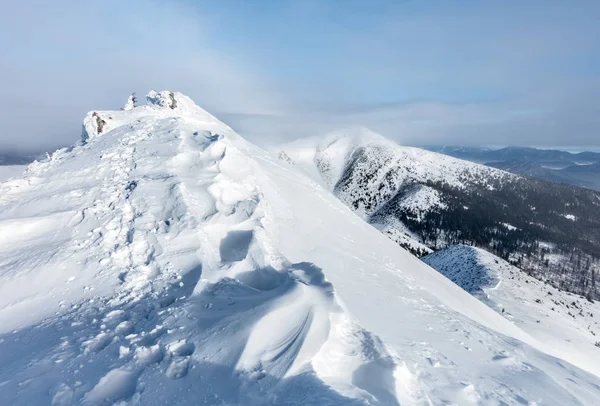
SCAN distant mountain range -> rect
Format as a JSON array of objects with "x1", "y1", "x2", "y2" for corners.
[
  {"x1": 423, "y1": 146, "x2": 600, "y2": 190},
  {"x1": 0, "y1": 153, "x2": 35, "y2": 166}
]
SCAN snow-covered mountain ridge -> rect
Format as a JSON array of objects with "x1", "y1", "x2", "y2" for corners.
[
  {"x1": 278, "y1": 130, "x2": 600, "y2": 299},
  {"x1": 423, "y1": 245, "x2": 600, "y2": 378},
  {"x1": 1, "y1": 93, "x2": 600, "y2": 405},
  {"x1": 277, "y1": 128, "x2": 516, "y2": 257},
  {"x1": 280, "y1": 128, "x2": 515, "y2": 219}
]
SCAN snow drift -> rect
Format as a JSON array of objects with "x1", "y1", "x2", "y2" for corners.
[{"x1": 1, "y1": 92, "x2": 599, "y2": 405}]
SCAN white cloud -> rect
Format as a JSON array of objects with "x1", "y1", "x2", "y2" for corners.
[
  {"x1": 0, "y1": 0, "x2": 285, "y2": 152},
  {"x1": 1, "y1": 1, "x2": 599, "y2": 152}
]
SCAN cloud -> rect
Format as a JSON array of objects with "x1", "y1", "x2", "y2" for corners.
[
  {"x1": 1, "y1": 1, "x2": 599, "y2": 152},
  {"x1": 0, "y1": 0, "x2": 285, "y2": 152},
  {"x1": 227, "y1": 86, "x2": 600, "y2": 149},
  {"x1": 221, "y1": 1, "x2": 600, "y2": 148}
]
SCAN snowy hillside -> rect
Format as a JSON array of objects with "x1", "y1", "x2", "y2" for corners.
[
  {"x1": 279, "y1": 128, "x2": 513, "y2": 218},
  {"x1": 1, "y1": 93, "x2": 600, "y2": 405},
  {"x1": 423, "y1": 245, "x2": 600, "y2": 379},
  {"x1": 277, "y1": 130, "x2": 600, "y2": 298},
  {"x1": 277, "y1": 128, "x2": 513, "y2": 257}
]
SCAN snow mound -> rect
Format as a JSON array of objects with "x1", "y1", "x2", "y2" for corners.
[
  {"x1": 1, "y1": 93, "x2": 600, "y2": 405},
  {"x1": 424, "y1": 244, "x2": 600, "y2": 378}
]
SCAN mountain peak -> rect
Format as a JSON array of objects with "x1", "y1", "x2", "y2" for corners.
[
  {"x1": 81, "y1": 90, "x2": 232, "y2": 144},
  {"x1": 144, "y1": 90, "x2": 215, "y2": 119},
  {"x1": 276, "y1": 127, "x2": 398, "y2": 190},
  {"x1": 321, "y1": 126, "x2": 391, "y2": 146},
  {"x1": 146, "y1": 90, "x2": 179, "y2": 110}
]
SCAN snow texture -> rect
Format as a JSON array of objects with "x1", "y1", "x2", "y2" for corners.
[
  {"x1": 423, "y1": 245, "x2": 600, "y2": 379},
  {"x1": 0, "y1": 93, "x2": 599, "y2": 405}
]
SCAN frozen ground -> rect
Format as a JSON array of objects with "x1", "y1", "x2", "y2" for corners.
[{"x1": 0, "y1": 92, "x2": 599, "y2": 405}]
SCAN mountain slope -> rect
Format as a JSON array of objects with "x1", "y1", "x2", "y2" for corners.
[
  {"x1": 1, "y1": 94, "x2": 600, "y2": 405},
  {"x1": 278, "y1": 131, "x2": 600, "y2": 299},
  {"x1": 423, "y1": 245, "x2": 600, "y2": 378}
]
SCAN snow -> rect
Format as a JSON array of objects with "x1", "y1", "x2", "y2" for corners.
[
  {"x1": 394, "y1": 184, "x2": 447, "y2": 221},
  {"x1": 278, "y1": 127, "x2": 389, "y2": 190},
  {"x1": 0, "y1": 165, "x2": 26, "y2": 182},
  {"x1": 371, "y1": 217, "x2": 432, "y2": 256},
  {"x1": 277, "y1": 129, "x2": 516, "y2": 219},
  {"x1": 0, "y1": 92, "x2": 599, "y2": 405},
  {"x1": 424, "y1": 245, "x2": 600, "y2": 378},
  {"x1": 539, "y1": 241, "x2": 556, "y2": 249},
  {"x1": 82, "y1": 368, "x2": 138, "y2": 405}
]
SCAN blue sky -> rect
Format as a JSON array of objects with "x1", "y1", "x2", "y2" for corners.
[{"x1": 1, "y1": 0, "x2": 599, "y2": 152}]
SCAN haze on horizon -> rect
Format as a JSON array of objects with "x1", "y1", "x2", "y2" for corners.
[{"x1": 1, "y1": 0, "x2": 599, "y2": 153}]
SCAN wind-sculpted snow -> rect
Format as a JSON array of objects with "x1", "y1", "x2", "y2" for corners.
[{"x1": 1, "y1": 94, "x2": 600, "y2": 405}]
